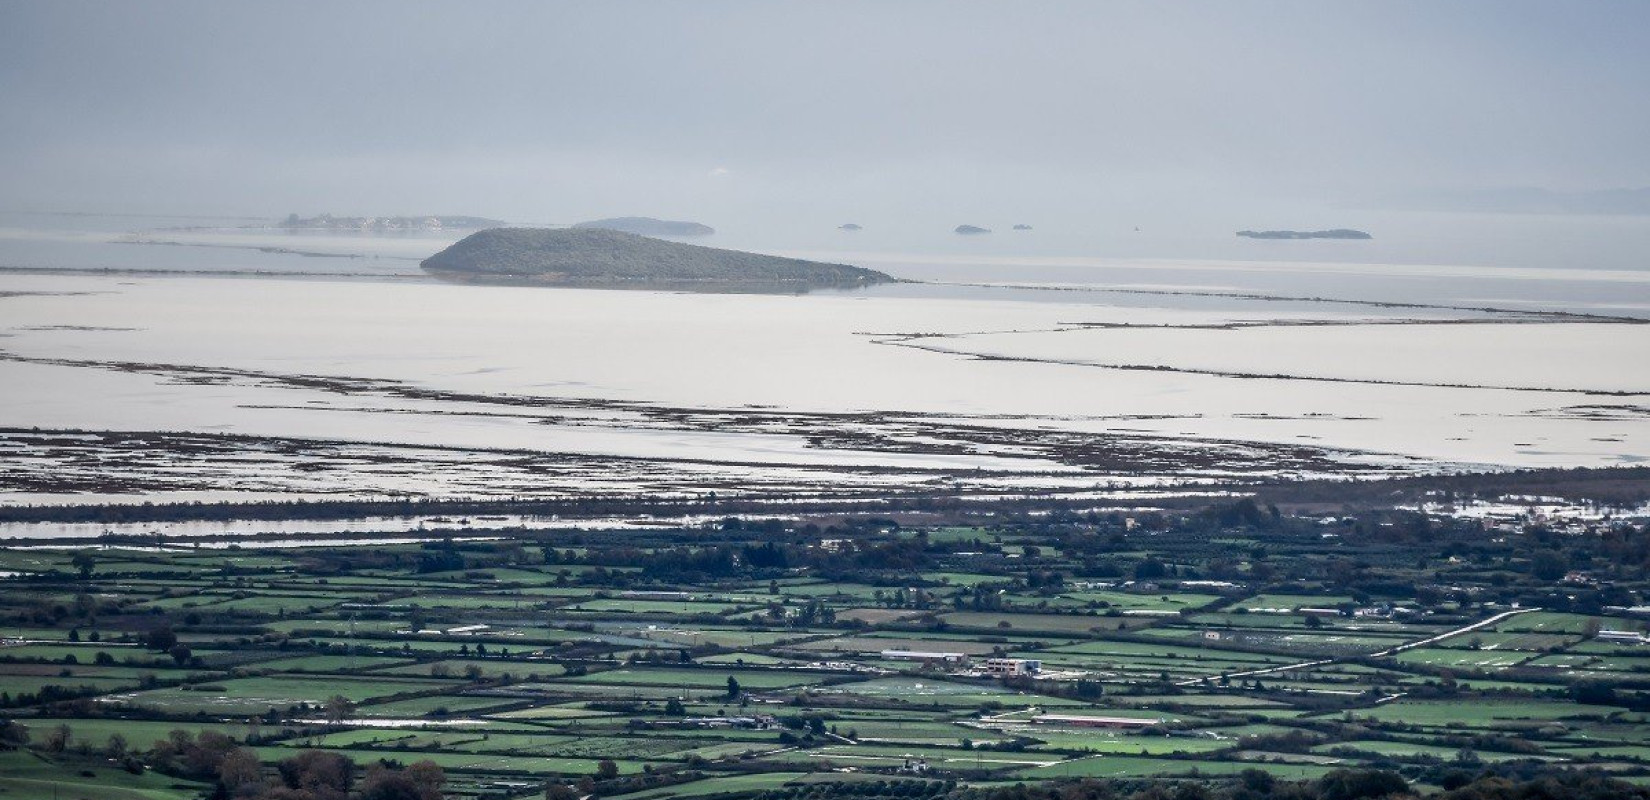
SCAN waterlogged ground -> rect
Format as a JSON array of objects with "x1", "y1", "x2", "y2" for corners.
[{"x1": 1, "y1": 214, "x2": 1648, "y2": 509}]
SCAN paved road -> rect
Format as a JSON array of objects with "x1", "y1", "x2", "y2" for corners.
[{"x1": 1174, "y1": 606, "x2": 1539, "y2": 687}]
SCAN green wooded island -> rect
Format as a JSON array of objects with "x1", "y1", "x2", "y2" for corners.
[{"x1": 420, "y1": 227, "x2": 895, "y2": 292}]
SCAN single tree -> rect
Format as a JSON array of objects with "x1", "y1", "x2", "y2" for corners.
[
  {"x1": 71, "y1": 551, "x2": 95, "y2": 580},
  {"x1": 324, "y1": 694, "x2": 356, "y2": 727},
  {"x1": 216, "y1": 747, "x2": 262, "y2": 794},
  {"x1": 44, "y1": 724, "x2": 71, "y2": 753},
  {"x1": 145, "y1": 626, "x2": 178, "y2": 652},
  {"x1": 403, "y1": 760, "x2": 445, "y2": 798},
  {"x1": 1531, "y1": 549, "x2": 1569, "y2": 581}
]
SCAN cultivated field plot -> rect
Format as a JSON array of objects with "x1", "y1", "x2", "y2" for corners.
[
  {"x1": 939, "y1": 612, "x2": 1148, "y2": 635},
  {"x1": 1354, "y1": 698, "x2": 1635, "y2": 727},
  {"x1": 102, "y1": 675, "x2": 462, "y2": 715},
  {"x1": 785, "y1": 635, "x2": 1005, "y2": 656},
  {"x1": 4, "y1": 496, "x2": 1650, "y2": 795}
]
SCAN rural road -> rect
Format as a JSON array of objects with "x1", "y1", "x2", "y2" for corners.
[{"x1": 1174, "y1": 606, "x2": 1539, "y2": 687}]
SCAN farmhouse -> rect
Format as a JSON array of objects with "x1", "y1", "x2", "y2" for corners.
[
  {"x1": 622, "y1": 590, "x2": 698, "y2": 600},
  {"x1": 1596, "y1": 629, "x2": 1649, "y2": 645},
  {"x1": 675, "y1": 715, "x2": 776, "y2": 729},
  {"x1": 982, "y1": 658, "x2": 1041, "y2": 677},
  {"x1": 880, "y1": 650, "x2": 970, "y2": 665}
]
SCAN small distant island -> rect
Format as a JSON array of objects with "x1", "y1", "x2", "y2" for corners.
[
  {"x1": 1013, "y1": 224, "x2": 1033, "y2": 231},
  {"x1": 572, "y1": 217, "x2": 714, "y2": 237},
  {"x1": 839, "y1": 223, "x2": 863, "y2": 231},
  {"x1": 955, "y1": 224, "x2": 990, "y2": 235},
  {"x1": 1237, "y1": 229, "x2": 1372, "y2": 240},
  {"x1": 274, "y1": 213, "x2": 504, "y2": 231},
  {"x1": 421, "y1": 227, "x2": 893, "y2": 293}
]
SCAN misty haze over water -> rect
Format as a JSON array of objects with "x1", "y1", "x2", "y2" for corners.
[
  {"x1": 3, "y1": 2, "x2": 1648, "y2": 247},
  {"x1": 2, "y1": 1, "x2": 1649, "y2": 506}
]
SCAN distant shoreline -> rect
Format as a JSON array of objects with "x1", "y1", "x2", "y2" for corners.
[{"x1": 1238, "y1": 229, "x2": 1372, "y2": 240}]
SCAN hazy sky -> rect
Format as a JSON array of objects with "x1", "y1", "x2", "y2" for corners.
[{"x1": 2, "y1": 1, "x2": 1648, "y2": 225}]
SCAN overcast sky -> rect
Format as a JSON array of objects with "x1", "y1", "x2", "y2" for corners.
[{"x1": 2, "y1": 1, "x2": 1647, "y2": 226}]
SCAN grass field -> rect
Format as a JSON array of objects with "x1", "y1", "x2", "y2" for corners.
[
  {"x1": 940, "y1": 612, "x2": 1149, "y2": 635},
  {"x1": 1017, "y1": 755, "x2": 1336, "y2": 780},
  {"x1": 6, "y1": 501, "x2": 1650, "y2": 796},
  {"x1": 613, "y1": 772, "x2": 809, "y2": 799},
  {"x1": 109, "y1": 675, "x2": 459, "y2": 714},
  {"x1": 0, "y1": 750, "x2": 205, "y2": 800}
]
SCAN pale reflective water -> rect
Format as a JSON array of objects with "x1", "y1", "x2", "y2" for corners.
[{"x1": 1, "y1": 211, "x2": 1647, "y2": 514}]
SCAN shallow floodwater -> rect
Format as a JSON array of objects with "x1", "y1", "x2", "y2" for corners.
[
  {"x1": 0, "y1": 512, "x2": 796, "y2": 544},
  {"x1": 1, "y1": 211, "x2": 1647, "y2": 509}
]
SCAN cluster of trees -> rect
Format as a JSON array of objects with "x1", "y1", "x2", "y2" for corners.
[
  {"x1": 0, "y1": 488, "x2": 990, "y2": 526},
  {"x1": 758, "y1": 778, "x2": 953, "y2": 799},
  {"x1": 1256, "y1": 466, "x2": 1650, "y2": 512},
  {"x1": 543, "y1": 759, "x2": 628, "y2": 799},
  {"x1": 3, "y1": 722, "x2": 443, "y2": 800},
  {"x1": 239, "y1": 750, "x2": 445, "y2": 800},
  {"x1": 2, "y1": 587, "x2": 114, "y2": 626},
  {"x1": 955, "y1": 769, "x2": 1648, "y2": 800},
  {"x1": 613, "y1": 536, "x2": 935, "y2": 582}
]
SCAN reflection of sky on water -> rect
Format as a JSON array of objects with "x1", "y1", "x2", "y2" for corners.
[
  {"x1": 1, "y1": 211, "x2": 1647, "y2": 509},
  {"x1": 5, "y1": 210, "x2": 1648, "y2": 316}
]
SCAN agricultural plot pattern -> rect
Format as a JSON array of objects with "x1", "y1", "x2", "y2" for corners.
[{"x1": 2, "y1": 500, "x2": 1649, "y2": 799}]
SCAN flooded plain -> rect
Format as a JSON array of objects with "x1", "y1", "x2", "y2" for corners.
[{"x1": 1, "y1": 212, "x2": 1647, "y2": 514}]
